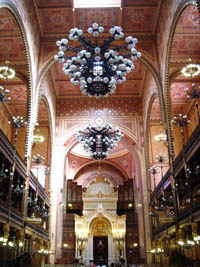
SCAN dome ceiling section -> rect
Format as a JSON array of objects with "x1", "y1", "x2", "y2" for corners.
[
  {"x1": 36, "y1": 0, "x2": 161, "y2": 99},
  {"x1": 73, "y1": 162, "x2": 127, "y2": 188}
]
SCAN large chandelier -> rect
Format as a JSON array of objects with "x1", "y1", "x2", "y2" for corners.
[
  {"x1": 181, "y1": 58, "x2": 200, "y2": 78},
  {"x1": 0, "y1": 61, "x2": 15, "y2": 80},
  {"x1": 54, "y1": 23, "x2": 141, "y2": 98},
  {"x1": 77, "y1": 124, "x2": 123, "y2": 160}
]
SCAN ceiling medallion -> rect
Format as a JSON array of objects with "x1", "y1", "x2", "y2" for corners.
[
  {"x1": 181, "y1": 58, "x2": 200, "y2": 78},
  {"x1": 54, "y1": 23, "x2": 141, "y2": 98},
  {"x1": 0, "y1": 61, "x2": 15, "y2": 80},
  {"x1": 77, "y1": 124, "x2": 123, "y2": 160}
]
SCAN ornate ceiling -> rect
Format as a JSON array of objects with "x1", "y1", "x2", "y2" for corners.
[{"x1": 0, "y1": 1, "x2": 200, "y2": 177}]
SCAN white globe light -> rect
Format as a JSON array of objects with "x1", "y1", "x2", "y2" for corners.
[
  {"x1": 93, "y1": 31, "x2": 99, "y2": 37},
  {"x1": 99, "y1": 27, "x2": 104, "y2": 33},
  {"x1": 88, "y1": 27, "x2": 93, "y2": 33},
  {"x1": 109, "y1": 28, "x2": 115, "y2": 35},
  {"x1": 56, "y1": 40, "x2": 61, "y2": 46},
  {"x1": 92, "y1": 23, "x2": 98, "y2": 29}
]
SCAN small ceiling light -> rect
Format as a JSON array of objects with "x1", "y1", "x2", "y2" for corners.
[
  {"x1": 0, "y1": 61, "x2": 15, "y2": 80},
  {"x1": 32, "y1": 154, "x2": 45, "y2": 164},
  {"x1": 33, "y1": 129, "x2": 45, "y2": 144},
  {"x1": 68, "y1": 203, "x2": 72, "y2": 207},
  {"x1": 181, "y1": 58, "x2": 200, "y2": 78},
  {"x1": 128, "y1": 203, "x2": 132, "y2": 208},
  {"x1": 133, "y1": 243, "x2": 138, "y2": 247},
  {"x1": 54, "y1": 23, "x2": 141, "y2": 98},
  {"x1": 154, "y1": 130, "x2": 167, "y2": 142}
]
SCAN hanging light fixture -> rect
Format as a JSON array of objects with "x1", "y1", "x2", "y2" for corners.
[
  {"x1": 154, "y1": 130, "x2": 167, "y2": 142},
  {"x1": 0, "y1": 86, "x2": 11, "y2": 102},
  {"x1": 0, "y1": 61, "x2": 15, "y2": 80},
  {"x1": 77, "y1": 124, "x2": 123, "y2": 160},
  {"x1": 181, "y1": 58, "x2": 200, "y2": 78},
  {"x1": 32, "y1": 154, "x2": 45, "y2": 164},
  {"x1": 54, "y1": 23, "x2": 141, "y2": 98},
  {"x1": 33, "y1": 129, "x2": 45, "y2": 144}
]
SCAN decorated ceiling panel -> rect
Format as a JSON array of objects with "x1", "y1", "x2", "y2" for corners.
[
  {"x1": 51, "y1": 63, "x2": 70, "y2": 81},
  {"x1": 4, "y1": 85, "x2": 28, "y2": 102},
  {"x1": 76, "y1": 8, "x2": 119, "y2": 32},
  {"x1": 38, "y1": 8, "x2": 73, "y2": 34},
  {"x1": 0, "y1": 8, "x2": 21, "y2": 36},
  {"x1": 35, "y1": 0, "x2": 161, "y2": 100},
  {"x1": 170, "y1": 82, "x2": 192, "y2": 116},
  {"x1": 0, "y1": 37, "x2": 25, "y2": 61},
  {"x1": 57, "y1": 98, "x2": 142, "y2": 117},
  {"x1": 122, "y1": 7, "x2": 157, "y2": 32},
  {"x1": 126, "y1": 61, "x2": 145, "y2": 80},
  {"x1": 176, "y1": 5, "x2": 200, "y2": 34},
  {"x1": 55, "y1": 81, "x2": 82, "y2": 96},
  {"x1": 171, "y1": 4, "x2": 200, "y2": 63},
  {"x1": 116, "y1": 80, "x2": 142, "y2": 96}
]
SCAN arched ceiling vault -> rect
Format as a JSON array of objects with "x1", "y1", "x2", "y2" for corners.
[{"x1": 73, "y1": 161, "x2": 127, "y2": 188}]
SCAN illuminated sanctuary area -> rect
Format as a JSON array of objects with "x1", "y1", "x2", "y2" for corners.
[{"x1": 0, "y1": 0, "x2": 200, "y2": 266}]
